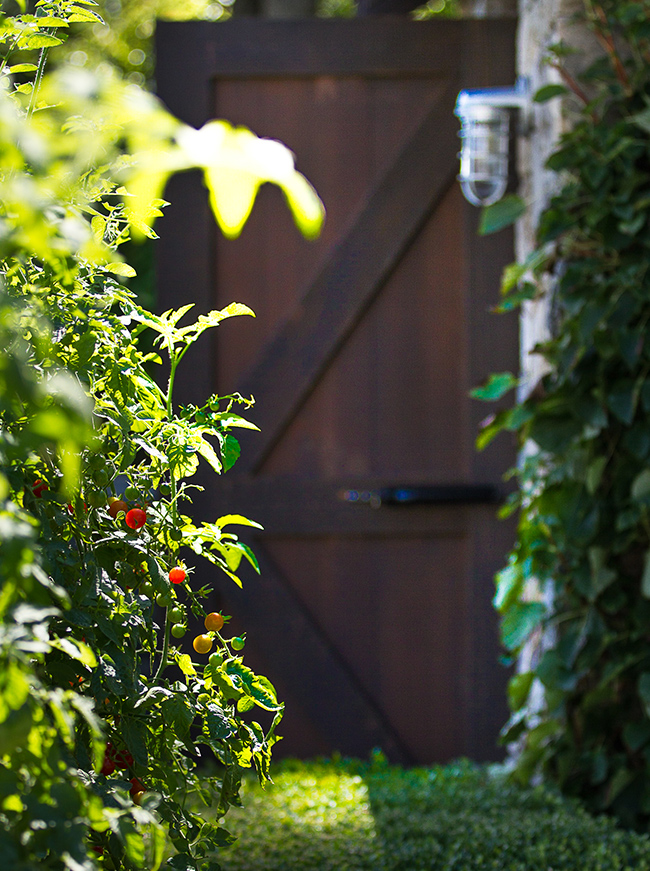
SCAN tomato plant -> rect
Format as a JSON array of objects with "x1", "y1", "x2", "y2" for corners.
[{"x1": 0, "y1": 2, "x2": 323, "y2": 868}]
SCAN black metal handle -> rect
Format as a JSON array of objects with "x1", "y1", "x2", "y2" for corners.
[{"x1": 340, "y1": 485, "x2": 500, "y2": 507}]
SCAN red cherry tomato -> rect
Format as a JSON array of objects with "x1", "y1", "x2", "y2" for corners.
[
  {"x1": 68, "y1": 500, "x2": 88, "y2": 515},
  {"x1": 130, "y1": 776, "x2": 145, "y2": 795},
  {"x1": 108, "y1": 499, "x2": 128, "y2": 519},
  {"x1": 125, "y1": 508, "x2": 146, "y2": 530},
  {"x1": 114, "y1": 748, "x2": 134, "y2": 769},
  {"x1": 32, "y1": 479, "x2": 48, "y2": 498},
  {"x1": 169, "y1": 567, "x2": 186, "y2": 585},
  {"x1": 101, "y1": 755, "x2": 115, "y2": 776}
]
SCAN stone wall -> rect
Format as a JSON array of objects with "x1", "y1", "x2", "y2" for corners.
[{"x1": 516, "y1": 0, "x2": 598, "y2": 396}]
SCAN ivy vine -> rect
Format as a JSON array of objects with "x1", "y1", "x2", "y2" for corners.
[{"x1": 476, "y1": 0, "x2": 650, "y2": 829}]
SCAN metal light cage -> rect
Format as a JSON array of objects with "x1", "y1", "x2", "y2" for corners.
[{"x1": 454, "y1": 78, "x2": 530, "y2": 207}]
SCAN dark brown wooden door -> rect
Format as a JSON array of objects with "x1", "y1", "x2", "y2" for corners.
[{"x1": 156, "y1": 18, "x2": 518, "y2": 764}]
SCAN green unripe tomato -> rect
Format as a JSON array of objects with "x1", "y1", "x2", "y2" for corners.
[
  {"x1": 231, "y1": 637, "x2": 245, "y2": 651},
  {"x1": 169, "y1": 606, "x2": 183, "y2": 623},
  {"x1": 171, "y1": 624, "x2": 186, "y2": 638},
  {"x1": 169, "y1": 528, "x2": 183, "y2": 542},
  {"x1": 139, "y1": 581, "x2": 154, "y2": 598},
  {"x1": 92, "y1": 468, "x2": 109, "y2": 488},
  {"x1": 88, "y1": 453, "x2": 104, "y2": 471},
  {"x1": 209, "y1": 652, "x2": 223, "y2": 668},
  {"x1": 87, "y1": 490, "x2": 107, "y2": 508},
  {"x1": 158, "y1": 482, "x2": 171, "y2": 497},
  {"x1": 156, "y1": 593, "x2": 173, "y2": 608},
  {"x1": 124, "y1": 485, "x2": 139, "y2": 502}
]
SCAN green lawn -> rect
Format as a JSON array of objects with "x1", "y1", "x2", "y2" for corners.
[{"x1": 211, "y1": 757, "x2": 650, "y2": 871}]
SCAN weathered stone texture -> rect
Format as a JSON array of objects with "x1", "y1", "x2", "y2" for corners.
[{"x1": 517, "y1": 0, "x2": 598, "y2": 395}]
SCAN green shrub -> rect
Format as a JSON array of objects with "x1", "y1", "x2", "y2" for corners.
[{"x1": 216, "y1": 758, "x2": 650, "y2": 870}]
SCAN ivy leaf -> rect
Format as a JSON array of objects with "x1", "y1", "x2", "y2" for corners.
[
  {"x1": 629, "y1": 107, "x2": 650, "y2": 134},
  {"x1": 533, "y1": 84, "x2": 569, "y2": 102},
  {"x1": 586, "y1": 456, "x2": 607, "y2": 494},
  {"x1": 623, "y1": 721, "x2": 650, "y2": 753},
  {"x1": 641, "y1": 549, "x2": 650, "y2": 599},
  {"x1": 471, "y1": 372, "x2": 518, "y2": 401},
  {"x1": 508, "y1": 672, "x2": 534, "y2": 712},
  {"x1": 478, "y1": 195, "x2": 526, "y2": 236},
  {"x1": 501, "y1": 602, "x2": 546, "y2": 651},
  {"x1": 529, "y1": 415, "x2": 582, "y2": 453},
  {"x1": 587, "y1": 547, "x2": 616, "y2": 601},
  {"x1": 607, "y1": 380, "x2": 637, "y2": 424},
  {"x1": 637, "y1": 673, "x2": 650, "y2": 717},
  {"x1": 631, "y1": 468, "x2": 650, "y2": 501},
  {"x1": 536, "y1": 649, "x2": 578, "y2": 692},
  {"x1": 493, "y1": 563, "x2": 523, "y2": 613}
]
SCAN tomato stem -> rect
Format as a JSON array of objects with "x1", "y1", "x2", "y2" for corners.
[
  {"x1": 153, "y1": 607, "x2": 172, "y2": 681},
  {"x1": 166, "y1": 355, "x2": 179, "y2": 532}
]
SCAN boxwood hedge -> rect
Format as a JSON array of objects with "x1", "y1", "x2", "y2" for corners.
[{"x1": 215, "y1": 757, "x2": 650, "y2": 870}]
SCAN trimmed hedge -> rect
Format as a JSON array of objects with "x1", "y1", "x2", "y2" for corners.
[{"x1": 215, "y1": 758, "x2": 650, "y2": 870}]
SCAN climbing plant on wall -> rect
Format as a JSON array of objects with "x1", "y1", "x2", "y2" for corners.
[{"x1": 476, "y1": 0, "x2": 650, "y2": 830}]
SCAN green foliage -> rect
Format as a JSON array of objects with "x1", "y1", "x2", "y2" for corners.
[
  {"x1": 0, "y1": 1, "x2": 323, "y2": 868},
  {"x1": 57, "y1": 0, "x2": 228, "y2": 85},
  {"x1": 478, "y1": 0, "x2": 650, "y2": 831},
  {"x1": 214, "y1": 757, "x2": 650, "y2": 870},
  {"x1": 410, "y1": 0, "x2": 460, "y2": 19},
  {"x1": 478, "y1": 194, "x2": 526, "y2": 236}
]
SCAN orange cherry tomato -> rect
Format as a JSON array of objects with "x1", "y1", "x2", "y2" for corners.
[
  {"x1": 193, "y1": 634, "x2": 213, "y2": 655},
  {"x1": 204, "y1": 612, "x2": 224, "y2": 632},
  {"x1": 108, "y1": 499, "x2": 128, "y2": 519}
]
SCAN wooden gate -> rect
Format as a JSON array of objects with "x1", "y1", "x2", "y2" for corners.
[{"x1": 156, "y1": 18, "x2": 518, "y2": 764}]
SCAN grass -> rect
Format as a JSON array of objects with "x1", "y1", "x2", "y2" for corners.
[{"x1": 209, "y1": 756, "x2": 650, "y2": 870}]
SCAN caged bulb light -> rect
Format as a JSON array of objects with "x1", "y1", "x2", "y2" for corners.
[{"x1": 454, "y1": 77, "x2": 531, "y2": 208}]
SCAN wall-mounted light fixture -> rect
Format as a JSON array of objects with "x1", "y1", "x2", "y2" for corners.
[{"x1": 454, "y1": 77, "x2": 531, "y2": 207}]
